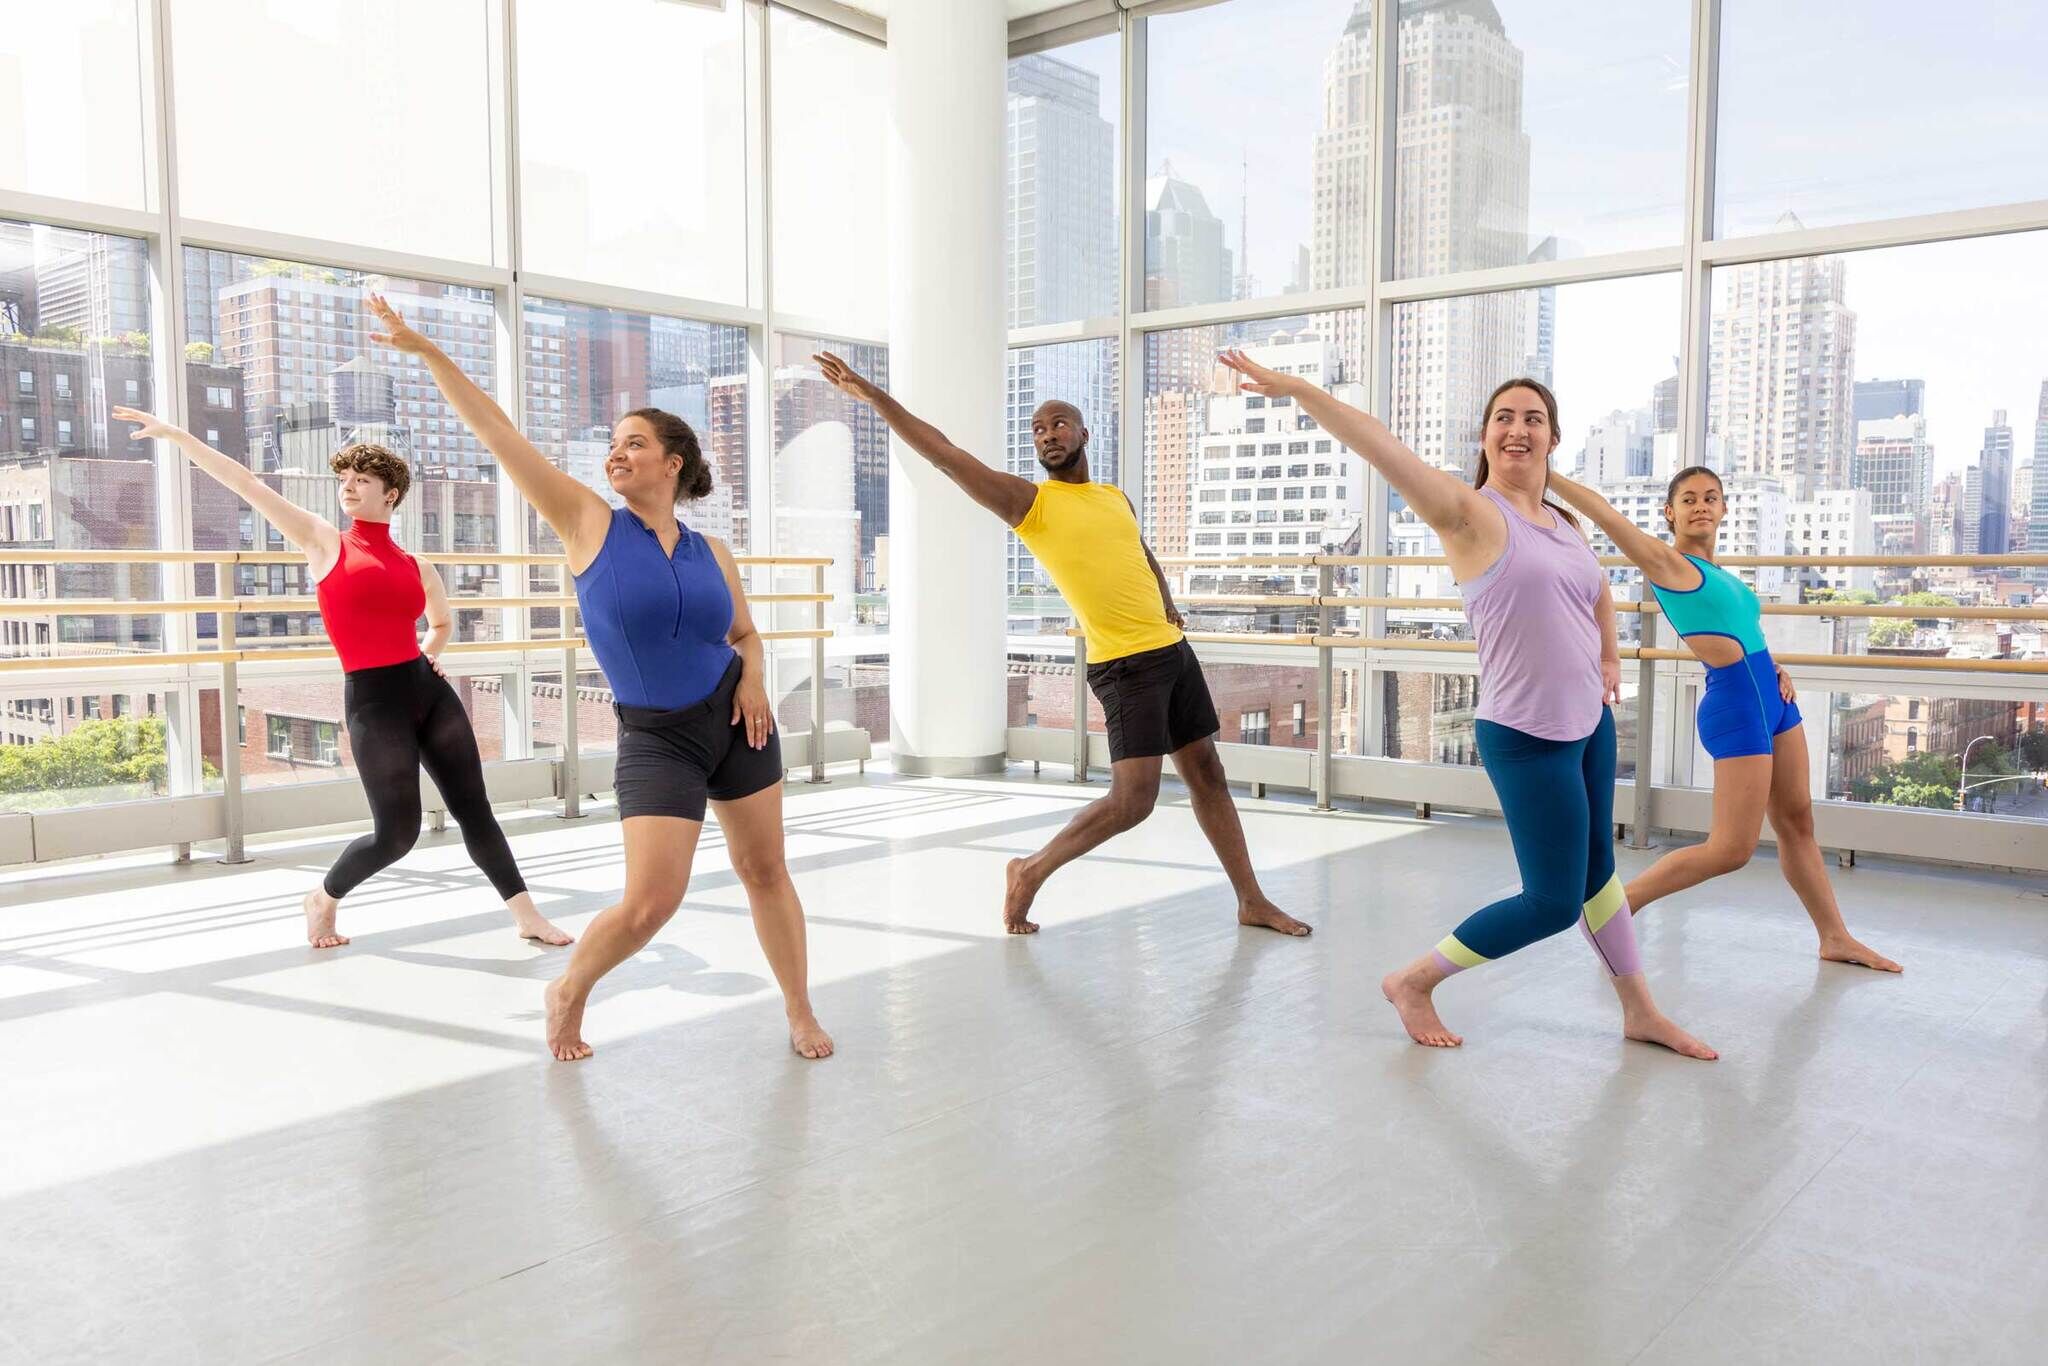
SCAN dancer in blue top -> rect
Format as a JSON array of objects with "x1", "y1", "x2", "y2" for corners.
[
  {"x1": 370, "y1": 294, "x2": 836, "y2": 1060},
  {"x1": 1546, "y1": 466, "x2": 1901, "y2": 973}
]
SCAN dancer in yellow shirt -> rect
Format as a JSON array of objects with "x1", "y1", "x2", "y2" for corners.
[{"x1": 815, "y1": 351, "x2": 1308, "y2": 938}]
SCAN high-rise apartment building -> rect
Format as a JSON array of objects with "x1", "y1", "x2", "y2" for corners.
[
  {"x1": 1977, "y1": 408, "x2": 2013, "y2": 557},
  {"x1": 1707, "y1": 236, "x2": 1857, "y2": 502}
]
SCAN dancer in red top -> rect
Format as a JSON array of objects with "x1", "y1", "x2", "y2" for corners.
[{"x1": 114, "y1": 407, "x2": 571, "y2": 950}]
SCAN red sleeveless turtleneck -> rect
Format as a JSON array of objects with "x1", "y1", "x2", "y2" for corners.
[{"x1": 315, "y1": 519, "x2": 426, "y2": 672}]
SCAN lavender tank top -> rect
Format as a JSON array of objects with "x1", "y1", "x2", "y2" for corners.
[{"x1": 1460, "y1": 486, "x2": 1606, "y2": 742}]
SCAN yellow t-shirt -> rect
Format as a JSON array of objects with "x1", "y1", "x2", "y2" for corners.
[{"x1": 1013, "y1": 480, "x2": 1183, "y2": 664}]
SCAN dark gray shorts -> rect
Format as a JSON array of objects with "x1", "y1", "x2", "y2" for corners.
[
  {"x1": 1085, "y1": 638, "x2": 1219, "y2": 763},
  {"x1": 612, "y1": 657, "x2": 783, "y2": 822}
]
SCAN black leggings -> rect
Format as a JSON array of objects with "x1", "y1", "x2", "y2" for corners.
[{"x1": 322, "y1": 656, "x2": 528, "y2": 902}]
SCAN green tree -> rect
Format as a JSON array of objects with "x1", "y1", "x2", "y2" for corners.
[
  {"x1": 184, "y1": 340, "x2": 216, "y2": 363},
  {"x1": 1809, "y1": 587, "x2": 1878, "y2": 605},
  {"x1": 0, "y1": 717, "x2": 171, "y2": 795},
  {"x1": 1852, "y1": 750, "x2": 1961, "y2": 811},
  {"x1": 2020, "y1": 728, "x2": 2048, "y2": 770},
  {"x1": 1867, "y1": 618, "x2": 1914, "y2": 646},
  {"x1": 32, "y1": 322, "x2": 84, "y2": 346}
]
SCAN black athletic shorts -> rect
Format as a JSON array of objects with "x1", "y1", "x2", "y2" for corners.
[
  {"x1": 612, "y1": 656, "x2": 783, "y2": 821},
  {"x1": 1085, "y1": 638, "x2": 1219, "y2": 763}
]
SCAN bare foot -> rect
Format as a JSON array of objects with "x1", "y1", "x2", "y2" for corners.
[
  {"x1": 514, "y1": 907, "x2": 574, "y2": 947},
  {"x1": 789, "y1": 1011, "x2": 835, "y2": 1060},
  {"x1": 1381, "y1": 967, "x2": 1462, "y2": 1047},
  {"x1": 1623, "y1": 1010, "x2": 1719, "y2": 1061},
  {"x1": 302, "y1": 889, "x2": 349, "y2": 949},
  {"x1": 1239, "y1": 898, "x2": 1311, "y2": 936},
  {"x1": 1819, "y1": 933, "x2": 1901, "y2": 973},
  {"x1": 544, "y1": 976, "x2": 593, "y2": 1061},
  {"x1": 1003, "y1": 858, "x2": 1041, "y2": 935}
]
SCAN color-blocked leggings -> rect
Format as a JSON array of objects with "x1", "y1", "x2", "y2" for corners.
[{"x1": 1431, "y1": 707, "x2": 1642, "y2": 978}]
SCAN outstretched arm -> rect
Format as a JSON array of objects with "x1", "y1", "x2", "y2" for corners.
[
  {"x1": 1218, "y1": 350, "x2": 1489, "y2": 548},
  {"x1": 368, "y1": 293, "x2": 610, "y2": 563},
  {"x1": 1545, "y1": 471, "x2": 1695, "y2": 588},
  {"x1": 113, "y1": 407, "x2": 338, "y2": 570},
  {"x1": 813, "y1": 351, "x2": 1038, "y2": 528}
]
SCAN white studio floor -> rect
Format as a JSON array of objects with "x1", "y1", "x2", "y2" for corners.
[{"x1": 2, "y1": 767, "x2": 2044, "y2": 1365}]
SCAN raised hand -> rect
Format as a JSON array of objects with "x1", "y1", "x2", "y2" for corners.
[
  {"x1": 109, "y1": 405, "x2": 182, "y2": 443},
  {"x1": 367, "y1": 292, "x2": 432, "y2": 355},
  {"x1": 813, "y1": 351, "x2": 878, "y2": 404},
  {"x1": 1218, "y1": 349, "x2": 1300, "y2": 398}
]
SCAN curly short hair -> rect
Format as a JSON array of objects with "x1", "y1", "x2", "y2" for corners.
[{"x1": 329, "y1": 442, "x2": 412, "y2": 507}]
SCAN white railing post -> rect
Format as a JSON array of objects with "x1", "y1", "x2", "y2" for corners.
[
  {"x1": 1070, "y1": 631, "x2": 1089, "y2": 782},
  {"x1": 1631, "y1": 608, "x2": 1659, "y2": 850},
  {"x1": 558, "y1": 631, "x2": 581, "y2": 820},
  {"x1": 1314, "y1": 559, "x2": 1334, "y2": 810},
  {"x1": 214, "y1": 559, "x2": 251, "y2": 865},
  {"x1": 808, "y1": 563, "x2": 827, "y2": 783}
]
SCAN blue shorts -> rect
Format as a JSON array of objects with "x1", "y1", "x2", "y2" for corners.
[{"x1": 1696, "y1": 648, "x2": 1802, "y2": 760}]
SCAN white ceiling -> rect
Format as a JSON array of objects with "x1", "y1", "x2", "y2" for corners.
[{"x1": 841, "y1": 1, "x2": 1090, "y2": 20}]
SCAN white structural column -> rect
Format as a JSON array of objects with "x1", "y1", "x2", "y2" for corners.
[{"x1": 885, "y1": 0, "x2": 1009, "y2": 775}]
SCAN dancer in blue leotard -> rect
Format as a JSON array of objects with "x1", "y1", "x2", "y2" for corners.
[
  {"x1": 370, "y1": 293, "x2": 837, "y2": 1060},
  {"x1": 1546, "y1": 466, "x2": 1901, "y2": 972}
]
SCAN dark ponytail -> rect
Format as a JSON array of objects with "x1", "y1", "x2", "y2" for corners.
[
  {"x1": 1474, "y1": 376, "x2": 1578, "y2": 531},
  {"x1": 625, "y1": 406, "x2": 712, "y2": 503}
]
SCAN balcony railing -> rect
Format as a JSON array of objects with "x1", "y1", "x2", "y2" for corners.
[
  {"x1": 0, "y1": 549, "x2": 851, "y2": 864},
  {"x1": 1019, "y1": 552, "x2": 2048, "y2": 874}
]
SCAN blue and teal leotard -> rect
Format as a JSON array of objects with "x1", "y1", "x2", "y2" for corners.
[{"x1": 1649, "y1": 554, "x2": 1802, "y2": 759}]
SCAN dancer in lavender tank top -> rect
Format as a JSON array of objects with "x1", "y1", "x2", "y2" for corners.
[{"x1": 1219, "y1": 355, "x2": 1716, "y2": 1059}]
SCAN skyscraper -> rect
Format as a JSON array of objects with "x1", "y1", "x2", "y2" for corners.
[
  {"x1": 1006, "y1": 53, "x2": 1120, "y2": 595},
  {"x1": 211, "y1": 267, "x2": 497, "y2": 477},
  {"x1": 1854, "y1": 377, "x2": 1924, "y2": 425},
  {"x1": 1853, "y1": 412, "x2": 1931, "y2": 555},
  {"x1": 1652, "y1": 368, "x2": 1681, "y2": 434},
  {"x1": 1007, "y1": 54, "x2": 1116, "y2": 330},
  {"x1": 1976, "y1": 409, "x2": 2014, "y2": 558},
  {"x1": 1929, "y1": 472, "x2": 1964, "y2": 556},
  {"x1": 1144, "y1": 169, "x2": 1233, "y2": 311},
  {"x1": 1309, "y1": 0, "x2": 1375, "y2": 324},
  {"x1": 2031, "y1": 380, "x2": 2048, "y2": 583},
  {"x1": 1707, "y1": 233, "x2": 1857, "y2": 501},
  {"x1": 1581, "y1": 408, "x2": 1655, "y2": 486},
  {"x1": 1382, "y1": 0, "x2": 1532, "y2": 473},
  {"x1": 1186, "y1": 332, "x2": 1365, "y2": 596}
]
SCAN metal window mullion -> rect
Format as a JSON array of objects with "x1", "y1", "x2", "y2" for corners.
[
  {"x1": 1358, "y1": 0, "x2": 1399, "y2": 761},
  {"x1": 142, "y1": 0, "x2": 204, "y2": 801},
  {"x1": 1675, "y1": 0, "x2": 1721, "y2": 486},
  {"x1": 171, "y1": 219, "x2": 512, "y2": 291},
  {"x1": 492, "y1": 0, "x2": 532, "y2": 763},
  {"x1": 1117, "y1": 9, "x2": 1143, "y2": 513},
  {"x1": 748, "y1": 0, "x2": 783, "y2": 715},
  {"x1": 0, "y1": 188, "x2": 159, "y2": 238}
]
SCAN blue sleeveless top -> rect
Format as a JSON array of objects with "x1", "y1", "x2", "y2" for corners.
[{"x1": 574, "y1": 507, "x2": 737, "y2": 710}]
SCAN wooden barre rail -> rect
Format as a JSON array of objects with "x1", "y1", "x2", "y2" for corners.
[
  {"x1": 9, "y1": 593, "x2": 2039, "y2": 624},
  {"x1": 1635, "y1": 648, "x2": 2048, "y2": 676},
  {"x1": 1057, "y1": 626, "x2": 2048, "y2": 675},
  {"x1": 0, "y1": 550, "x2": 835, "y2": 567},
  {"x1": 0, "y1": 628, "x2": 839, "y2": 674},
  {"x1": 1169, "y1": 552, "x2": 2048, "y2": 570},
  {"x1": 0, "y1": 592, "x2": 832, "y2": 616}
]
